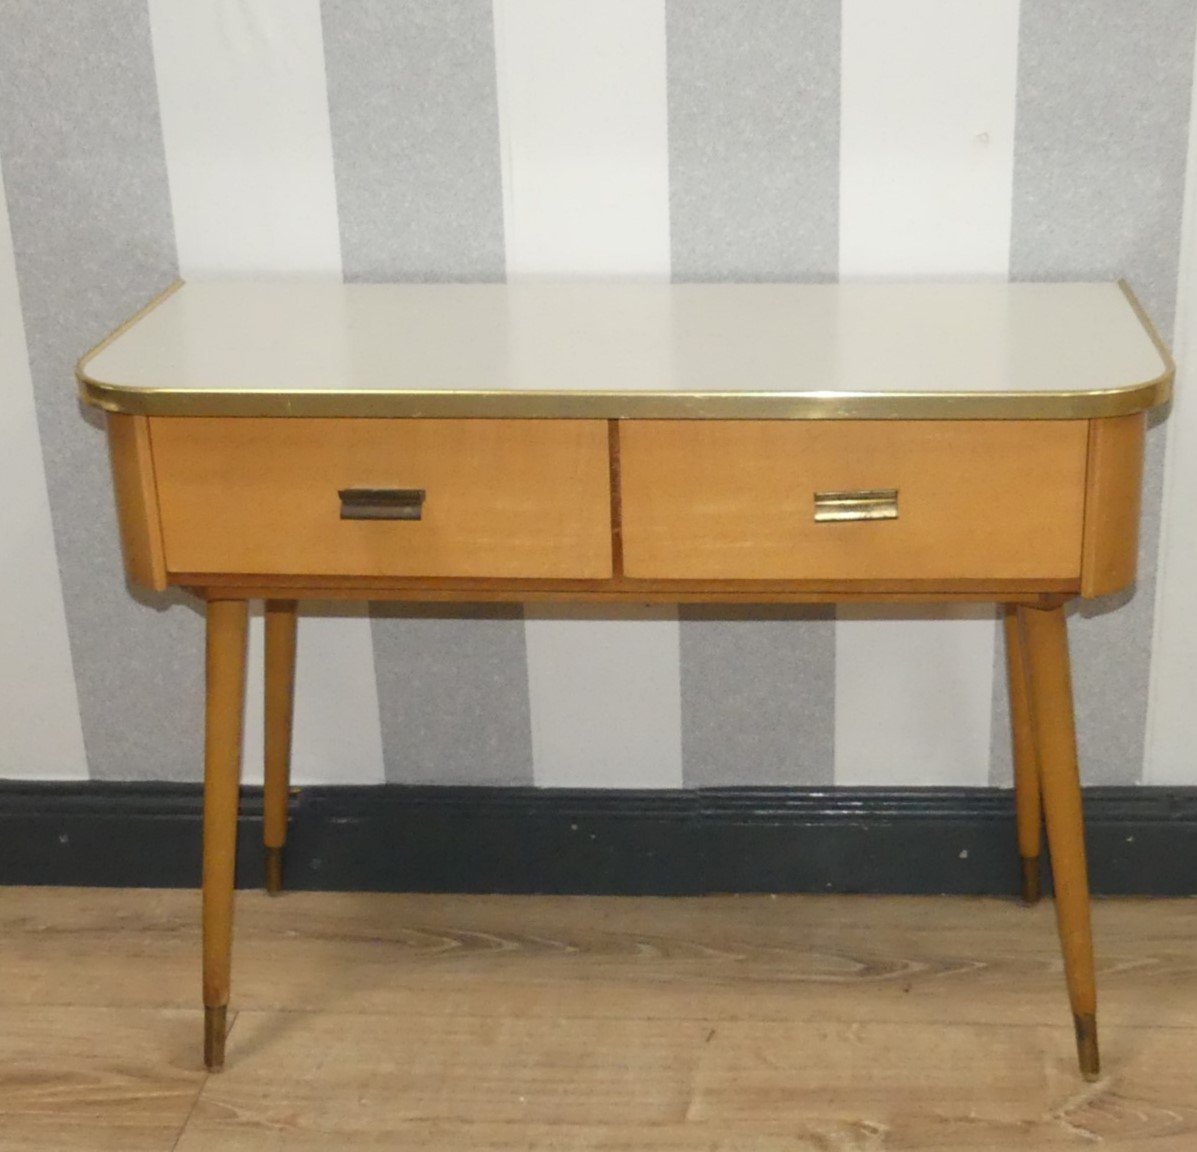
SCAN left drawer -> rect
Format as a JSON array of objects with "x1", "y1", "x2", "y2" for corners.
[{"x1": 149, "y1": 417, "x2": 613, "y2": 579}]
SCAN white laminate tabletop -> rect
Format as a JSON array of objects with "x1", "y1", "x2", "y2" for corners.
[{"x1": 78, "y1": 279, "x2": 1172, "y2": 419}]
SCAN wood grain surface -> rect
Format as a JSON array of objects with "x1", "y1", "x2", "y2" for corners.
[
  {"x1": 619, "y1": 419, "x2": 1089, "y2": 581},
  {"x1": 150, "y1": 417, "x2": 613, "y2": 580},
  {"x1": 2, "y1": 888, "x2": 1197, "y2": 1149},
  {"x1": 262, "y1": 600, "x2": 297, "y2": 864},
  {"x1": 201, "y1": 600, "x2": 249, "y2": 1071},
  {"x1": 1080, "y1": 413, "x2": 1146, "y2": 597},
  {"x1": 106, "y1": 413, "x2": 168, "y2": 592}
]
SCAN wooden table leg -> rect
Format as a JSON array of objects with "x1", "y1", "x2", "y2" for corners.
[
  {"x1": 1017, "y1": 603, "x2": 1100, "y2": 1081},
  {"x1": 203, "y1": 598, "x2": 249, "y2": 1072},
  {"x1": 1004, "y1": 606, "x2": 1042, "y2": 904},
  {"x1": 263, "y1": 600, "x2": 298, "y2": 896}
]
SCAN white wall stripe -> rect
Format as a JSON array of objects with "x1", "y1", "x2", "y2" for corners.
[
  {"x1": 839, "y1": 0, "x2": 1018, "y2": 279},
  {"x1": 835, "y1": 0, "x2": 1020, "y2": 786},
  {"x1": 835, "y1": 605, "x2": 1001, "y2": 786},
  {"x1": 1145, "y1": 17, "x2": 1197, "y2": 786},
  {"x1": 525, "y1": 606, "x2": 683, "y2": 789},
  {"x1": 148, "y1": 0, "x2": 341, "y2": 277},
  {"x1": 0, "y1": 154, "x2": 88, "y2": 780},
  {"x1": 148, "y1": 0, "x2": 385, "y2": 784},
  {"x1": 243, "y1": 604, "x2": 385, "y2": 787},
  {"x1": 494, "y1": 0, "x2": 682, "y2": 788},
  {"x1": 494, "y1": 0, "x2": 671, "y2": 279}
]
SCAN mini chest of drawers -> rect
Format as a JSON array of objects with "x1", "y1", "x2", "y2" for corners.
[
  {"x1": 81, "y1": 278, "x2": 1172, "y2": 1079},
  {"x1": 122, "y1": 410, "x2": 1136, "y2": 593}
]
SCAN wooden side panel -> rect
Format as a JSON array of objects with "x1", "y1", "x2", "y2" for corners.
[
  {"x1": 620, "y1": 420, "x2": 1089, "y2": 582},
  {"x1": 1080, "y1": 413, "x2": 1146, "y2": 598},
  {"x1": 106, "y1": 413, "x2": 167, "y2": 591},
  {"x1": 151, "y1": 417, "x2": 612, "y2": 580}
]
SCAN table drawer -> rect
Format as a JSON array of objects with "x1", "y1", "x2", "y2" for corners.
[
  {"x1": 150, "y1": 418, "x2": 612, "y2": 579},
  {"x1": 619, "y1": 420, "x2": 1089, "y2": 581}
]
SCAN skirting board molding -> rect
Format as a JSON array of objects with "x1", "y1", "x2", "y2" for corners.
[{"x1": 1, "y1": 783, "x2": 1196, "y2": 895}]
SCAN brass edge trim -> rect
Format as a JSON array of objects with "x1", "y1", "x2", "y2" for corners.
[
  {"x1": 78, "y1": 380, "x2": 1169, "y2": 421},
  {"x1": 77, "y1": 278, "x2": 1173, "y2": 421},
  {"x1": 1118, "y1": 278, "x2": 1175, "y2": 404},
  {"x1": 75, "y1": 279, "x2": 184, "y2": 402}
]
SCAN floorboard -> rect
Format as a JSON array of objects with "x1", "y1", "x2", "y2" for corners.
[{"x1": 1, "y1": 888, "x2": 1195, "y2": 1149}]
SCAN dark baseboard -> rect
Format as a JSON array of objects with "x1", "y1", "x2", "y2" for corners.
[{"x1": 1, "y1": 782, "x2": 1196, "y2": 895}]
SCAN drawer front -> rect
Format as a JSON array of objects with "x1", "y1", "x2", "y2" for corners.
[
  {"x1": 619, "y1": 420, "x2": 1088, "y2": 581},
  {"x1": 151, "y1": 418, "x2": 612, "y2": 579}
]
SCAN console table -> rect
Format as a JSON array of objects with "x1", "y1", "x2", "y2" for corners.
[{"x1": 78, "y1": 279, "x2": 1172, "y2": 1079}]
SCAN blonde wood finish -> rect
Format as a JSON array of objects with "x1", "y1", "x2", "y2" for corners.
[
  {"x1": 620, "y1": 420, "x2": 1090, "y2": 581},
  {"x1": 7, "y1": 890, "x2": 1197, "y2": 1149},
  {"x1": 202, "y1": 599, "x2": 249, "y2": 1072},
  {"x1": 7, "y1": 887, "x2": 1197, "y2": 1025},
  {"x1": 1018, "y1": 603, "x2": 1099, "y2": 1080},
  {"x1": 106, "y1": 413, "x2": 167, "y2": 591},
  {"x1": 0, "y1": 1004, "x2": 206, "y2": 1151},
  {"x1": 149, "y1": 418, "x2": 613, "y2": 580},
  {"x1": 608, "y1": 418, "x2": 625, "y2": 577},
  {"x1": 1004, "y1": 606, "x2": 1043, "y2": 903},
  {"x1": 85, "y1": 282, "x2": 1166, "y2": 1089},
  {"x1": 184, "y1": 577, "x2": 1073, "y2": 606},
  {"x1": 263, "y1": 600, "x2": 297, "y2": 896},
  {"x1": 1081, "y1": 412, "x2": 1146, "y2": 597}
]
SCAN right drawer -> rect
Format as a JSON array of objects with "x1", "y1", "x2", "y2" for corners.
[{"x1": 618, "y1": 420, "x2": 1089, "y2": 582}]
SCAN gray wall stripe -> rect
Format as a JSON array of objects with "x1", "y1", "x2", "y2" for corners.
[
  {"x1": 667, "y1": 0, "x2": 840, "y2": 282},
  {"x1": 0, "y1": 1, "x2": 202, "y2": 781},
  {"x1": 322, "y1": 0, "x2": 532, "y2": 785},
  {"x1": 370, "y1": 606, "x2": 532, "y2": 785},
  {"x1": 996, "y1": 0, "x2": 1197, "y2": 786},
  {"x1": 668, "y1": 0, "x2": 840, "y2": 786},
  {"x1": 679, "y1": 606, "x2": 836, "y2": 787},
  {"x1": 322, "y1": 0, "x2": 506, "y2": 283}
]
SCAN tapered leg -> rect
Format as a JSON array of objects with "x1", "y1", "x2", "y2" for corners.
[
  {"x1": 1017, "y1": 604, "x2": 1099, "y2": 1081},
  {"x1": 263, "y1": 600, "x2": 298, "y2": 896},
  {"x1": 203, "y1": 599, "x2": 249, "y2": 1072},
  {"x1": 1004, "y1": 607, "x2": 1042, "y2": 904}
]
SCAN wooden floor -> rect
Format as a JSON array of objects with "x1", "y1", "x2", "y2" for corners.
[{"x1": 1, "y1": 889, "x2": 1196, "y2": 1150}]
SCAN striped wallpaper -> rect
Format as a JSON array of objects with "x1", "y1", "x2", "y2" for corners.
[{"x1": 2, "y1": 1, "x2": 1197, "y2": 791}]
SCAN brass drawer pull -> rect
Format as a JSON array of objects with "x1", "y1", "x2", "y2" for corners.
[
  {"x1": 813, "y1": 488, "x2": 899, "y2": 522},
  {"x1": 339, "y1": 487, "x2": 426, "y2": 521}
]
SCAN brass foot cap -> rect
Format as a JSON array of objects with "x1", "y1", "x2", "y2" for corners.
[
  {"x1": 204, "y1": 1005, "x2": 227, "y2": 1072},
  {"x1": 1020, "y1": 856, "x2": 1042, "y2": 905},
  {"x1": 265, "y1": 846, "x2": 284, "y2": 896},
  {"x1": 1073, "y1": 1011, "x2": 1101, "y2": 1082}
]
